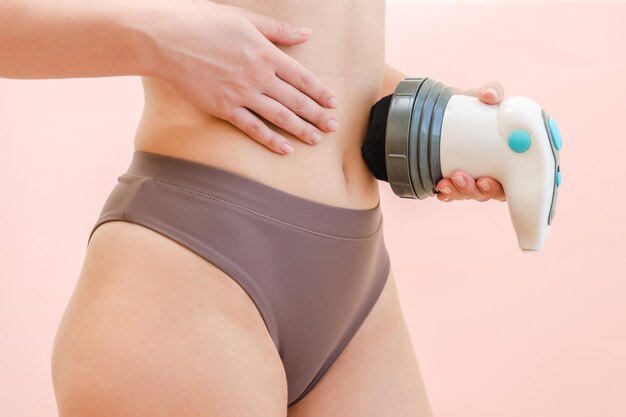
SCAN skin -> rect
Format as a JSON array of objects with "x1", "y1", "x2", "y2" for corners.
[
  {"x1": 0, "y1": 0, "x2": 506, "y2": 204},
  {"x1": 3, "y1": 1, "x2": 505, "y2": 415},
  {"x1": 133, "y1": 0, "x2": 507, "y2": 208},
  {"x1": 140, "y1": 0, "x2": 341, "y2": 153}
]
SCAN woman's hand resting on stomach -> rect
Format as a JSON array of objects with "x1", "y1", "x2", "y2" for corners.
[
  {"x1": 437, "y1": 81, "x2": 507, "y2": 203},
  {"x1": 145, "y1": 0, "x2": 339, "y2": 155}
]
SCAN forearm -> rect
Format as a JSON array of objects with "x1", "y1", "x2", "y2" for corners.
[
  {"x1": 0, "y1": 0, "x2": 161, "y2": 79},
  {"x1": 377, "y1": 62, "x2": 408, "y2": 100}
]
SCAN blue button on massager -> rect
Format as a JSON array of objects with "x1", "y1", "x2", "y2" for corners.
[
  {"x1": 508, "y1": 130, "x2": 532, "y2": 153},
  {"x1": 548, "y1": 117, "x2": 562, "y2": 150}
]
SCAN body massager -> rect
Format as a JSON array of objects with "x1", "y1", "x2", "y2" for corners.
[{"x1": 361, "y1": 77, "x2": 563, "y2": 252}]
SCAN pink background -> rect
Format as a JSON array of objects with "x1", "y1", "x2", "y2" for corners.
[{"x1": 1, "y1": 2, "x2": 624, "y2": 416}]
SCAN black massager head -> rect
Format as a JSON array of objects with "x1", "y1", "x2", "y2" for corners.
[{"x1": 361, "y1": 94, "x2": 393, "y2": 182}]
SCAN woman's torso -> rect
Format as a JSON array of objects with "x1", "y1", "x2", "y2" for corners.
[{"x1": 134, "y1": 0, "x2": 386, "y2": 209}]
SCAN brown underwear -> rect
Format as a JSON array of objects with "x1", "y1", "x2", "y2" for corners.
[{"x1": 87, "y1": 150, "x2": 391, "y2": 408}]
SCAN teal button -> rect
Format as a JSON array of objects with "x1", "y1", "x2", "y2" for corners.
[
  {"x1": 548, "y1": 117, "x2": 562, "y2": 151},
  {"x1": 556, "y1": 166, "x2": 561, "y2": 187},
  {"x1": 508, "y1": 130, "x2": 532, "y2": 153}
]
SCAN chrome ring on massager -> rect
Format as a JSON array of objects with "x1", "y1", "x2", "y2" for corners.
[{"x1": 385, "y1": 77, "x2": 454, "y2": 199}]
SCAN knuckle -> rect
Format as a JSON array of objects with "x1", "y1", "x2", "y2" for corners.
[
  {"x1": 300, "y1": 124, "x2": 314, "y2": 141},
  {"x1": 267, "y1": 134, "x2": 283, "y2": 150},
  {"x1": 250, "y1": 72, "x2": 265, "y2": 84},
  {"x1": 292, "y1": 94, "x2": 307, "y2": 112},
  {"x1": 227, "y1": 109, "x2": 241, "y2": 126},
  {"x1": 298, "y1": 74, "x2": 311, "y2": 92},
  {"x1": 244, "y1": 50, "x2": 274, "y2": 84},
  {"x1": 248, "y1": 67, "x2": 271, "y2": 84},
  {"x1": 219, "y1": 108, "x2": 233, "y2": 123},
  {"x1": 256, "y1": 47, "x2": 275, "y2": 65},
  {"x1": 215, "y1": 94, "x2": 233, "y2": 114},
  {"x1": 245, "y1": 120, "x2": 264, "y2": 138},
  {"x1": 273, "y1": 19, "x2": 287, "y2": 39},
  {"x1": 275, "y1": 108, "x2": 290, "y2": 126}
]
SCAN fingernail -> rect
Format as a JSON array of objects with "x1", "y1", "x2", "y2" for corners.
[
  {"x1": 326, "y1": 119, "x2": 339, "y2": 131},
  {"x1": 478, "y1": 180, "x2": 491, "y2": 192},
  {"x1": 297, "y1": 27, "x2": 311, "y2": 36},
  {"x1": 452, "y1": 175, "x2": 466, "y2": 188},
  {"x1": 311, "y1": 131, "x2": 322, "y2": 144},
  {"x1": 280, "y1": 142, "x2": 294, "y2": 154},
  {"x1": 440, "y1": 186, "x2": 452, "y2": 194},
  {"x1": 327, "y1": 97, "x2": 339, "y2": 108},
  {"x1": 485, "y1": 87, "x2": 497, "y2": 99}
]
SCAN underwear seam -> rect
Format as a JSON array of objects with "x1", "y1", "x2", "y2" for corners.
[{"x1": 146, "y1": 177, "x2": 381, "y2": 241}]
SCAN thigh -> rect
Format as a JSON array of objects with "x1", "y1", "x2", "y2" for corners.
[
  {"x1": 287, "y1": 266, "x2": 434, "y2": 417},
  {"x1": 52, "y1": 221, "x2": 288, "y2": 417}
]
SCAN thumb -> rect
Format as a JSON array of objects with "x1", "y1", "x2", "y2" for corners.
[{"x1": 238, "y1": 8, "x2": 311, "y2": 45}]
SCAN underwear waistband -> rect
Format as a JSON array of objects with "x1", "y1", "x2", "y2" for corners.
[{"x1": 123, "y1": 150, "x2": 383, "y2": 239}]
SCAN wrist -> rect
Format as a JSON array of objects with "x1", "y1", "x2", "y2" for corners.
[
  {"x1": 123, "y1": 0, "x2": 220, "y2": 80},
  {"x1": 119, "y1": 0, "x2": 176, "y2": 78}
]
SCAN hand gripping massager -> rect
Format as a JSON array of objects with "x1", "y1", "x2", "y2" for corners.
[{"x1": 361, "y1": 77, "x2": 563, "y2": 252}]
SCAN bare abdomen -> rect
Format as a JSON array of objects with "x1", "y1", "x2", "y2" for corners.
[{"x1": 133, "y1": 0, "x2": 386, "y2": 209}]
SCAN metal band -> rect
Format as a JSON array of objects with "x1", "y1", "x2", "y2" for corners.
[{"x1": 385, "y1": 77, "x2": 454, "y2": 200}]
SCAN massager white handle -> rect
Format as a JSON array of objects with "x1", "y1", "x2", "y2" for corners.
[{"x1": 440, "y1": 95, "x2": 561, "y2": 251}]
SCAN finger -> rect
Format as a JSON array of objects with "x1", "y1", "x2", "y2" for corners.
[
  {"x1": 451, "y1": 82, "x2": 504, "y2": 105},
  {"x1": 265, "y1": 77, "x2": 338, "y2": 133},
  {"x1": 436, "y1": 178, "x2": 462, "y2": 202},
  {"x1": 249, "y1": 93, "x2": 323, "y2": 145},
  {"x1": 477, "y1": 177, "x2": 507, "y2": 202},
  {"x1": 451, "y1": 86, "x2": 487, "y2": 106},
  {"x1": 478, "y1": 80, "x2": 505, "y2": 104},
  {"x1": 274, "y1": 54, "x2": 339, "y2": 109},
  {"x1": 451, "y1": 86, "x2": 481, "y2": 97},
  {"x1": 450, "y1": 171, "x2": 490, "y2": 202},
  {"x1": 227, "y1": 106, "x2": 294, "y2": 155},
  {"x1": 237, "y1": 7, "x2": 312, "y2": 46}
]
